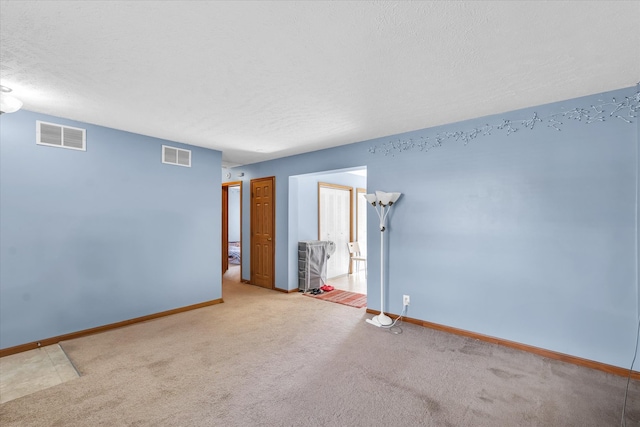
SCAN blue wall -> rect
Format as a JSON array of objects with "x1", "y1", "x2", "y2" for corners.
[
  {"x1": 226, "y1": 87, "x2": 639, "y2": 369},
  {"x1": 0, "y1": 110, "x2": 222, "y2": 349}
]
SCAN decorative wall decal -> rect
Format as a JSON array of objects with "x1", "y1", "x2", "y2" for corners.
[{"x1": 369, "y1": 86, "x2": 640, "y2": 156}]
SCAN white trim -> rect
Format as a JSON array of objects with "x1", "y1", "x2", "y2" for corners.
[
  {"x1": 36, "y1": 120, "x2": 86, "y2": 151},
  {"x1": 162, "y1": 145, "x2": 191, "y2": 167}
]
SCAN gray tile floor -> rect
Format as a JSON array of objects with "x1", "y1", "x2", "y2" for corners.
[{"x1": 0, "y1": 344, "x2": 79, "y2": 404}]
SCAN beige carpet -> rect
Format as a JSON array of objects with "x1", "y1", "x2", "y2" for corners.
[{"x1": 1, "y1": 268, "x2": 638, "y2": 426}]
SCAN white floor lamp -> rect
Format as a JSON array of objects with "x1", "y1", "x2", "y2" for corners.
[{"x1": 363, "y1": 191, "x2": 401, "y2": 327}]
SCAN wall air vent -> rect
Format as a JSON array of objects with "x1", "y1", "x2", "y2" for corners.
[
  {"x1": 36, "y1": 121, "x2": 86, "y2": 151},
  {"x1": 162, "y1": 145, "x2": 191, "y2": 167}
]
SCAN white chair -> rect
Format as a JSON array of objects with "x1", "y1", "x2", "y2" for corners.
[{"x1": 348, "y1": 242, "x2": 367, "y2": 276}]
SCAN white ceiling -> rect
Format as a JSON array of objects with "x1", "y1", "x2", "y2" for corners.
[{"x1": 1, "y1": 1, "x2": 638, "y2": 167}]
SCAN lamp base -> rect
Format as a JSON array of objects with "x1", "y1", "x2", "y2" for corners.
[{"x1": 366, "y1": 313, "x2": 393, "y2": 327}]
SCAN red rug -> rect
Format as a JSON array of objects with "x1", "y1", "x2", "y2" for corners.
[{"x1": 303, "y1": 289, "x2": 367, "y2": 308}]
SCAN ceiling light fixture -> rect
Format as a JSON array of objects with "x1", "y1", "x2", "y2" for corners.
[{"x1": 0, "y1": 86, "x2": 23, "y2": 114}]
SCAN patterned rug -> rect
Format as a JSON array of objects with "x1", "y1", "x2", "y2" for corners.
[{"x1": 303, "y1": 289, "x2": 367, "y2": 308}]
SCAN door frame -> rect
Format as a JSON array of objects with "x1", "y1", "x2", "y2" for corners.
[
  {"x1": 250, "y1": 176, "x2": 276, "y2": 289},
  {"x1": 356, "y1": 187, "x2": 366, "y2": 242},
  {"x1": 222, "y1": 181, "x2": 243, "y2": 279}
]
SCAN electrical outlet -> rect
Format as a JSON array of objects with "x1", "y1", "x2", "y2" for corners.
[{"x1": 403, "y1": 295, "x2": 410, "y2": 306}]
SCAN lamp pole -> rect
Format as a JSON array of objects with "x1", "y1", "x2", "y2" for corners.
[
  {"x1": 364, "y1": 191, "x2": 401, "y2": 328},
  {"x1": 377, "y1": 204, "x2": 392, "y2": 325}
]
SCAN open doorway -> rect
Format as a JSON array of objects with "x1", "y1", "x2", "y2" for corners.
[
  {"x1": 222, "y1": 181, "x2": 242, "y2": 284},
  {"x1": 289, "y1": 167, "x2": 367, "y2": 295}
]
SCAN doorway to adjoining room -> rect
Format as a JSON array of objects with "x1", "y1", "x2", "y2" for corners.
[
  {"x1": 222, "y1": 182, "x2": 242, "y2": 284},
  {"x1": 289, "y1": 167, "x2": 367, "y2": 296}
]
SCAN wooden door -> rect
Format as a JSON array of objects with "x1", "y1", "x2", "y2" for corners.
[{"x1": 250, "y1": 177, "x2": 275, "y2": 289}]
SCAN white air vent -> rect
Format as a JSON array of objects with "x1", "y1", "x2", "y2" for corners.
[
  {"x1": 162, "y1": 145, "x2": 191, "y2": 167},
  {"x1": 36, "y1": 121, "x2": 86, "y2": 151}
]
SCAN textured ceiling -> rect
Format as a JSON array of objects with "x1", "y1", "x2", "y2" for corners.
[{"x1": 1, "y1": 1, "x2": 638, "y2": 167}]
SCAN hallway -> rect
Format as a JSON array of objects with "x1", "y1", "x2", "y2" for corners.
[{"x1": 223, "y1": 264, "x2": 367, "y2": 296}]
